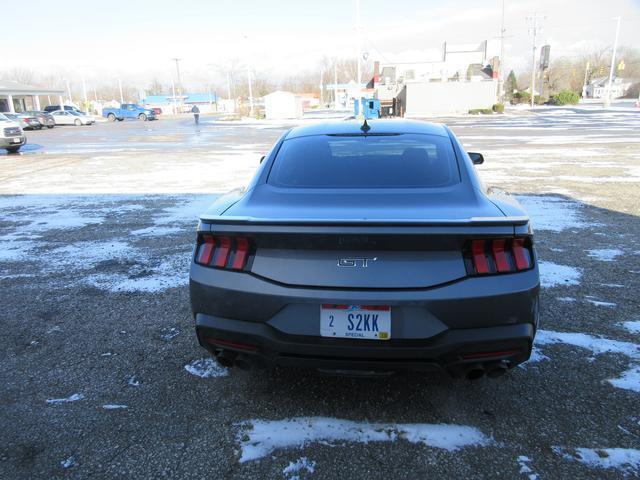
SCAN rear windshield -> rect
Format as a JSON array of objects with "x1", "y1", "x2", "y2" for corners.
[{"x1": 268, "y1": 134, "x2": 459, "y2": 188}]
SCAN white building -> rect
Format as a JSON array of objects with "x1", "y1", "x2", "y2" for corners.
[
  {"x1": 263, "y1": 91, "x2": 303, "y2": 120},
  {"x1": 584, "y1": 76, "x2": 633, "y2": 99}
]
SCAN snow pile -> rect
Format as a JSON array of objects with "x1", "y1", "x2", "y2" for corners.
[
  {"x1": 102, "y1": 404, "x2": 128, "y2": 410},
  {"x1": 554, "y1": 447, "x2": 640, "y2": 475},
  {"x1": 516, "y1": 196, "x2": 587, "y2": 232},
  {"x1": 587, "y1": 249, "x2": 624, "y2": 262},
  {"x1": 184, "y1": 358, "x2": 228, "y2": 378},
  {"x1": 236, "y1": 417, "x2": 491, "y2": 462},
  {"x1": 538, "y1": 261, "x2": 582, "y2": 288},
  {"x1": 283, "y1": 457, "x2": 316, "y2": 479},
  {"x1": 60, "y1": 457, "x2": 76, "y2": 469},
  {"x1": 533, "y1": 330, "x2": 640, "y2": 393}
]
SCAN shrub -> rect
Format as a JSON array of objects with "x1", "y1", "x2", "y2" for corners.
[
  {"x1": 468, "y1": 108, "x2": 494, "y2": 115},
  {"x1": 549, "y1": 90, "x2": 580, "y2": 105},
  {"x1": 512, "y1": 91, "x2": 530, "y2": 104},
  {"x1": 492, "y1": 103, "x2": 505, "y2": 113}
]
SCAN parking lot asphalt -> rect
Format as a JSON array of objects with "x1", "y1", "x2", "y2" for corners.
[{"x1": 1, "y1": 110, "x2": 639, "y2": 479}]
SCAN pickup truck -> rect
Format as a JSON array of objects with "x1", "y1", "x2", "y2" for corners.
[{"x1": 102, "y1": 104, "x2": 157, "y2": 122}]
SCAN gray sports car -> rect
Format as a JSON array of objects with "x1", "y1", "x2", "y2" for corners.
[{"x1": 190, "y1": 120, "x2": 539, "y2": 379}]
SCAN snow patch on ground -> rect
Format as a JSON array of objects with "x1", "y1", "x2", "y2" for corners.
[
  {"x1": 60, "y1": 457, "x2": 76, "y2": 469},
  {"x1": 622, "y1": 321, "x2": 640, "y2": 334},
  {"x1": 534, "y1": 330, "x2": 640, "y2": 393},
  {"x1": 587, "y1": 249, "x2": 624, "y2": 262},
  {"x1": 538, "y1": 261, "x2": 582, "y2": 288},
  {"x1": 517, "y1": 455, "x2": 539, "y2": 480},
  {"x1": 516, "y1": 196, "x2": 587, "y2": 232},
  {"x1": 236, "y1": 417, "x2": 491, "y2": 463},
  {"x1": 283, "y1": 457, "x2": 316, "y2": 479},
  {"x1": 185, "y1": 358, "x2": 228, "y2": 378},
  {"x1": 585, "y1": 296, "x2": 617, "y2": 308},
  {"x1": 86, "y1": 252, "x2": 189, "y2": 292},
  {"x1": 102, "y1": 404, "x2": 128, "y2": 410},
  {"x1": 46, "y1": 393, "x2": 85, "y2": 404},
  {"x1": 554, "y1": 447, "x2": 640, "y2": 475},
  {"x1": 133, "y1": 195, "x2": 218, "y2": 236}
]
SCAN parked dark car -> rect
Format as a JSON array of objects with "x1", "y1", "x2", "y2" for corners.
[
  {"x1": 189, "y1": 120, "x2": 540, "y2": 380},
  {"x1": 4, "y1": 113, "x2": 41, "y2": 130},
  {"x1": 24, "y1": 110, "x2": 55, "y2": 128}
]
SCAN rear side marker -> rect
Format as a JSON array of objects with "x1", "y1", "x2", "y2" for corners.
[
  {"x1": 195, "y1": 235, "x2": 252, "y2": 271},
  {"x1": 465, "y1": 237, "x2": 533, "y2": 276}
]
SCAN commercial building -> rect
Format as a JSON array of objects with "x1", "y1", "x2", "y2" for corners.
[
  {"x1": 372, "y1": 41, "x2": 499, "y2": 116},
  {"x1": 0, "y1": 81, "x2": 65, "y2": 113}
]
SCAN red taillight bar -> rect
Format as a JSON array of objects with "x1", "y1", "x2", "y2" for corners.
[
  {"x1": 491, "y1": 239, "x2": 511, "y2": 273},
  {"x1": 196, "y1": 235, "x2": 215, "y2": 265},
  {"x1": 214, "y1": 236, "x2": 232, "y2": 267},
  {"x1": 231, "y1": 237, "x2": 250, "y2": 270},
  {"x1": 471, "y1": 240, "x2": 490, "y2": 274}
]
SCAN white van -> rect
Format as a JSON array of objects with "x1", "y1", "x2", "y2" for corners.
[{"x1": 0, "y1": 112, "x2": 26, "y2": 153}]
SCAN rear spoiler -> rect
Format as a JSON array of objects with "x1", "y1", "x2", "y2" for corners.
[{"x1": 199, "y1": 215, "x2": 529, "y2": 227}]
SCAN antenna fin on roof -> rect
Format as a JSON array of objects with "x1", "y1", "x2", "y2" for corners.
[{"x1": 360, "y1": 118, "x2": 371, "y2": 133}]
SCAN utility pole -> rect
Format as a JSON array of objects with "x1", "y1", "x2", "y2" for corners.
[
  {"x1": 498, "y1": 0, "x2": 506, "y2": 102},
  {"x1": 171, "y1": 58, "x2": 182, "y2": 96},
  {"x1": 319, "y1": 68, "x2": 324, "y2": 105},
  {"x1": 526, "y1": 12, "x2": 544, "y2": 108},
  {"x1": 604, "y1": 16, "x2": 621, "y2": 108},
  {"x1": 582, "y1": 61, "x2": 590, "y2": 98},
  {"x1": 243, "y1": 35, "x2": 254, "y2": 117},
  {"x1": 355, "y1": 0, "x2": 361, "y2": 86},
  {"x1": 334, "y1": 60, "x2": 338, "y2": 110}
]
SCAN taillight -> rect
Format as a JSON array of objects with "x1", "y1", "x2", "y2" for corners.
[
  {"x1": 464, "y1": 237, "x2": 533, "y2": 275},
  {"x1": 195, "y1": 235, "x2": 252, "y2": 270}
]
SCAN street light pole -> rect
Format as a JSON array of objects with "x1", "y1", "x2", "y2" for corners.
[
  {"x1": 355, "y1": 0, "x2": 361, "y2": 86},
  {"x1": 171, "y1": 58, "x2": 182, "y2": 96},
  {"x1": 118, "y1": 78, "x2": 124, "y2": 104},
  {"x1": 498, "y1": 0, "x2": 506, "y2": 102},
  {"x1": 526, "y1": 12, "x2": 544, "y2": 108},
  {"x1": 604, "y1": 16, "x2": 621, "y2": 108}
]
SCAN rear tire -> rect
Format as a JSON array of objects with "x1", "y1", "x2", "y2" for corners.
[
  {"x1": 74, "y1": 119, "x2": 82, "y2": 126},
  {"x1": 47, "y1": 124, "x2": 54, "y2": 129},
  {"x1": 138, "y1": 113, "x2": 147, "y2": 121},
  {"x1": 6, "y1": 146, "x2": 20, "y2": 154},
  {"x1": 108, "y1": 113, "x2": 116, "y2": 122}
]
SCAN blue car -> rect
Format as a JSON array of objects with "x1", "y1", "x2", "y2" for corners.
[{"x1": 103, "y1": 104, "x2": 156, "y2": 122}]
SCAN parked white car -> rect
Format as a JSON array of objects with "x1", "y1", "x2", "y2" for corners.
[
  {"x1": 51, "y1": 110, "x2": 95, "y2": 126},
  {"x1": 0, "y1": 112, "x2": 27, "y2": 153}
]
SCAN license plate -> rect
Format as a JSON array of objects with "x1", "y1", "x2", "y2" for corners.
[
  {"x1": 11, "y1": 137, "x2": 21, "y2": 143},
  {"x1": 320, "y1": 305, "x2": 391, "y2": 340}
]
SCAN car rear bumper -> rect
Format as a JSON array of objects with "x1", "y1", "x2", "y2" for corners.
[
  {"x1": 190, "y1": 263, "x2": 539, "y2": 375},
  {"x1": 196, "y1": 312, "x2": 534, "y2": 374}
]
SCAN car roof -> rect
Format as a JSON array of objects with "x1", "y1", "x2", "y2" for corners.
[{"x1": 284, "y1": 119, "x2": 449, "y2": 140}]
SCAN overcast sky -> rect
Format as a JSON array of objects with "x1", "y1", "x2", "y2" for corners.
[{"x1": 3, "y1": 0, "x2": 639, "y2": 87}]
